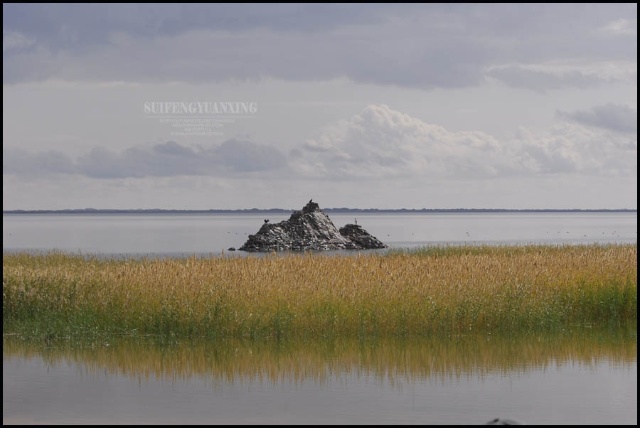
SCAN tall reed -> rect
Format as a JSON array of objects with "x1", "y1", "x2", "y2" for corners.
[{"x1": 3, "y1": 244, "x2": 636, "y2": 340}]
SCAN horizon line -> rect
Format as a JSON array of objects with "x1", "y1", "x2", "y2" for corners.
[{"x1": 3, "y1": 208, "x2": 637, "y2": 214}]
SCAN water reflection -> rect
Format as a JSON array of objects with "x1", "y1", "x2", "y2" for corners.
[
  {"x1": 4, "y1": 327, "x2": 636, "y2": 385},
  {"x1": 3, "y1": 326, "x2": 637, "y2": 425}
]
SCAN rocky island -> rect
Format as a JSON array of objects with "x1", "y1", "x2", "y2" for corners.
[{"x1": 238, "y1": 200, "x2": 388, "y2": 252}]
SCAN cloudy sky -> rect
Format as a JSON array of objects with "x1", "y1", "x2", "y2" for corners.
[{"x1": 3, "y1": 3, "x2": 637, "y2": 210}]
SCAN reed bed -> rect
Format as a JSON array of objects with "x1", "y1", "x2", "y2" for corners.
[{"x1": 3, "y1": 244, "x2": 636, "y2": 340}]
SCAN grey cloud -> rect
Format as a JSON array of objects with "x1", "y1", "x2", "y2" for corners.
[
  {"x1": 3, "y1": 4, "x2": 636, "y2": 89},
  {"x1": 2, "y1": 3, "x2": 395, "y2": 51},
  {"x1": 3, "y1": 139, "x2": 288, "y2": 179},
  {"x1": 153, "y1": 140, "x2": 193, "y2": 156},
  {"x1": 557, "y1": 104, "x2": 637, "y2": 134},
  {"x1": 486, "y1": 66, "x2": 608, "y2": 92},
  {"x1": 300, "y1": 140, "x2": 334, "y2": 153},
  {"x1": 214, "y1": 139, "x2": 287, "y2": 173},
  {"x1": 2, "y1": 24, "x2": 490, "y2": 88},
  {"x1": 3, "y1": 148, "x2": 76, "y2": 176},
  {"x1": 77, "y1": 144, "x2": 212, "y2": 178}
]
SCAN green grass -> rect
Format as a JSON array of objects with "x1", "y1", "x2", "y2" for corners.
[{"x1": 3, "y1": 244, "x2": 636, "y2": 341}]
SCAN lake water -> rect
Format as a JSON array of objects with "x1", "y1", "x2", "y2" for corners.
[
  {"x1": 3, "y1": 211, "x2": 637, "y2": 425},
  {"x1": 2, "y1": 211, "x2": 637, "y2": 257},
  {"x1": 3, "y1": 330, "x2": 637, "y2": 425}
]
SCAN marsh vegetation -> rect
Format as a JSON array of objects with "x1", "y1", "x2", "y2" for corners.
[{"x1": 3, "y1": 244, "x2": 636, "y2": 341}]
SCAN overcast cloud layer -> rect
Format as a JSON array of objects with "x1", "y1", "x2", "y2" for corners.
[{"x1": 3, "y1": 4, "x2": 637, "y2": 209}]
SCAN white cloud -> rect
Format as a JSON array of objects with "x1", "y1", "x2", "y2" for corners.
[
  {"x1": 513, "y1": 123, "x2": 636, "y2": 175},
  {"x1": 294, "y1": 105, "x2": 637, "y2": 180},
  {"x1": 4, "y1": 105, "x2": 636, "y2": 182},
  {"x1": 599, "y1": 18, "x2": 637, "y2": 36},
  {"x1": 2, "y1": 30, "x2": 35, "y2": 52}
]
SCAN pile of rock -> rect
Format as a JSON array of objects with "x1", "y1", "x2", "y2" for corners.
[{"x1": 238, "y1": 200, "x2": 387, "y2": 252}]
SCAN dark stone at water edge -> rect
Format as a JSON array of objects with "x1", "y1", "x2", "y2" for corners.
[{"x1": 238, "y1": 200, "x2": 388, "y2": 252}]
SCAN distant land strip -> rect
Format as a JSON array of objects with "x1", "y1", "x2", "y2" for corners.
[{"x1": 3, "y1": 208, "x2": 637, "y2": 214}]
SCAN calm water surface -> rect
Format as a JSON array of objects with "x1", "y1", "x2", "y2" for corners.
[
  {"x1": 3, "y1": 330, "x2": 637, "y2": 425},
  {"x1": 3, "y1": 212, "x2": 637, "y2": 425},
  {"x1": 2, "y1": 211, "x2": 637, "y2": 257}
]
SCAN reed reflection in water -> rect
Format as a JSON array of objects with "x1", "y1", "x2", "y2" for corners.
[{"x1": 3, "y1": 326, "x2": 637, "y2": 425}]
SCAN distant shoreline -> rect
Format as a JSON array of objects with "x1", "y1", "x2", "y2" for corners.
[{"x1": 3, "y1": 208, "x2": 637, "y2": 214}]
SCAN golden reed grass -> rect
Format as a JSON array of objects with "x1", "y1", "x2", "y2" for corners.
[{"x1": 3, "y1": 244, "x2": 636, "y2": 340}]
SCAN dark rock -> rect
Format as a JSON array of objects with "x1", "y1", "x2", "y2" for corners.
[
  {"x1": 228, "y1": 247, "x2": 236, "y2": 251},
  {"x1": 339, "y1": 224, "x2": 387, "y2": 249},
  {"x1": 238, "y1": 200, "x2": 387, "y2": 252},
  {"x1": 485, "y1": 418, "x2": 523, "y2": 425}
]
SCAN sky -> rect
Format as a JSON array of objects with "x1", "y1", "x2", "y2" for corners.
[{"x1": 2, "y1": 3, "x2": 637, "y2": 210}]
